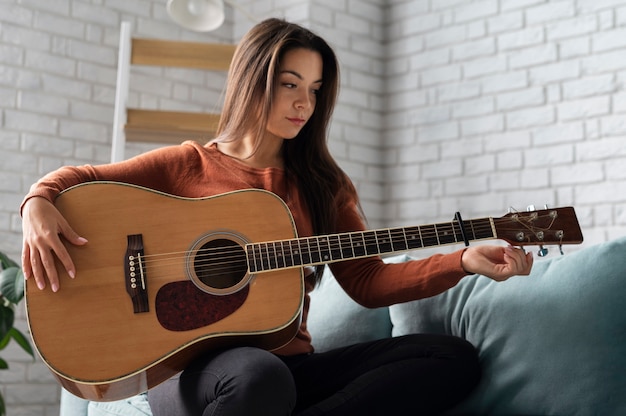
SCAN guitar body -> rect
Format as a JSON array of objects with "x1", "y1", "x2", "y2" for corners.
[{"x1": 25, "y1": 182, "x2": 304, "y2": 401}]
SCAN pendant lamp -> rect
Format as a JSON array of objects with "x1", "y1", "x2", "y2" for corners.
[{"x1": 166, "y1": 0, "x2": 225, "y2": 32}]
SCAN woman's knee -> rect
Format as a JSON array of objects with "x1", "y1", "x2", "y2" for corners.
[
  {"x1": 396, "y1": 334, "x2": 481, "y2": 389},
  {"x1": 182, "y1": 347, "x2": 296, "y2": 415},
  {"x1": 224, "y1": 348, "x2": 296, "y2": 399},
  {"x1": 426, "y1": 334, "x2": 481, "y2": 392}
]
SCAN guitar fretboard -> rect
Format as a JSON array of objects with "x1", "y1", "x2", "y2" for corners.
[{"x1": 246, "y1": 217, "x2": 495, "y2": 273}]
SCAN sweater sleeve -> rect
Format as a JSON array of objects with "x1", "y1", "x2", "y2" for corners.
[
  {"x1": 20, "y1": 141, "x2": 205, "y2": 214},
  {"x1": 327, "y1": 199, "x2": 469, "y2": 308}
]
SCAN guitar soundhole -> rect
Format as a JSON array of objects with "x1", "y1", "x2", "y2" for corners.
[{"x1": 193, "y1": 239, "x2": 248, "y2": 293}]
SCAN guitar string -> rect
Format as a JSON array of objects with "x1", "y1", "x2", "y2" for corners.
[
  {"x1": 131, "y1": 214, "x2": 561, "y2": 276},
  {"x1": 135, "y1": 215, "x2": 556, "y2": 267},
  {"x1": 137, "y1": 212, "x2": 557, "y2": 262},
  {"x1": 133, "y1": 244, "x2": 559, "y2": 278},
  {"x1": 136, "y1": 221, "x2": 497, "y2": 264}
]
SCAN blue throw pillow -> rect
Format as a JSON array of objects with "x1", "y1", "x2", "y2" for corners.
[
  {"x1": 307, "y1": 255, "x2": 409, "y2": 352},
  {"x1": 389, "y1": 237, "x2": 626, "y2": 415}
]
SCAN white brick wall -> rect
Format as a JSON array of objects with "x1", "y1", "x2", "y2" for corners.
[
  {"x1": 1, "y1": 0, "x2": 626, "y2": 414},
  {"x1": 383, "y1": 0, "x2": 626, "y2": 250},
  {"x1": 306, "y1": 0, "x2": 389, "y2": 219},
  {"x1": 0, "y1": 1, "x2": 238, "y2": 413}
]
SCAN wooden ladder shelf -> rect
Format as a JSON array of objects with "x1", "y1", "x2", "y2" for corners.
[{"x1": 112, "y1": 22, "x2": 236, "y2": 161}]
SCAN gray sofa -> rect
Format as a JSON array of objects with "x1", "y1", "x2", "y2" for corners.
[{"x1": 61, "y1": 236, "x2": 626, "y2": 415}]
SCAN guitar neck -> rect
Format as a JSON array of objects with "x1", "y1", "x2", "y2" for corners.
[{"x1": 247, "y1": 217, "x2": 495, "y2": 273}]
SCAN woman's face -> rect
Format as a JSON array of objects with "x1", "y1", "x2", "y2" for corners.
[{"x1": 266, "y1": 48, "x2": 323, "y2": 140}]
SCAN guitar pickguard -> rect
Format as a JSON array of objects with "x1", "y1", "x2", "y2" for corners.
[{"x1": 155, "y1": 281, "x2": 249, "y2": 331}]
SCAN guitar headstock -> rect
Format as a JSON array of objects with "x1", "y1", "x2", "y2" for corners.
[{"x1": 495, "y1": 206, "x2": 583, "y2": 248}]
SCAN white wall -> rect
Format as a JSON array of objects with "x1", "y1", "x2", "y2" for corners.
[
  {"x1": 383, "y1": 0, "x2": 626, "y2": 252},
  {"x1": 1, "y1": 0, "x2": 625, "y2": 413},
  {"x1": 0, "y1": 1, "x2": 245, "y2": 414}
]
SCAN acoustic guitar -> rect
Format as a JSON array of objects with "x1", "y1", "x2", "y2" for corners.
[{"x1": 25, "y1": 182, "x2": 583, "y2": 401}]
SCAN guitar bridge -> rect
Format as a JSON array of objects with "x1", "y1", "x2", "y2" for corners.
[{"x1": 125, "y1": 234, "x2": 149, "y2": 313}]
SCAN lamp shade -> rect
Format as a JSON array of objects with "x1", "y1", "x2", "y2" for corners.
[{"x1": 167, "y1": 0, "x2": 225, "y2": 32}]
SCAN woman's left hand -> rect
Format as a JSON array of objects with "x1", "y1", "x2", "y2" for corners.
[{"x1": 461, "y1": 245, "x2": 534, "y2": 282}]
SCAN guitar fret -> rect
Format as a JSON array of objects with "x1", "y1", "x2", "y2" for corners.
[
  {"x1": 294, "y1": 239, "x2": 303, "y2": 267},
  {"x1": 271, "y1": 242, "x2": 278, "y2": 270},
  {"x1": 372, "y1": 231, "x2": 379, "y2": 253},
  {"x1": 276, "y1": 241, "x2": 286, "y2": 269},
  {"x1": 271, "y1": 243, "x2": 278, "y2": 268},
  {"x1": 258, "y1": 244, "x2": 265, "y2": 271},
  {"x1": 285, "y1": 240, "x2": 297, "y2": 267},
  {"x1": 417, "y1": 225, "x2": 424, "y2": 248},
  {"x1": 289, "y1": 240, "x2": 302, "y2": 266},
  {"x1": 303, "y1": 240, "x2": 310, "y2": 263},
  {"x1": 316, "y1": 237, "x2": 328, "y2": 263},
  {"x1": 404, "y1": 226, "x2": 422, "y2": 250},
  {"x1": 259, "y1": 243, "x2": 267, "y2": 270},
  {"x1": 421, "y1": 224, "x2": 438, "y2": 247},
  {"x1": 388, "y1": 229, "x2": 399, "y2": 252},
  {"x1": 257, "y1": 243, "x2": 264, "y2": 271},
  {"x1": 391, "y1": 228, "x2": 409, "y2": 252},
  {"x1": 360, "y1": 232, "x2": 368, "y2": 256},
  {"x1": 401, "y1": 228, "x2": 410, "y2": 250},
  {"x1": 312, "y1": 237, "x2": 321, "y2": 264},
  {"x1": 307, "y1": 237, "x2": 321, "y2": 264},
  {"x1": 375, "y1": 229, "x2": 392, "y2": 254},
  {"x1": 473, "y1": 219, "x2": 494, "y2": 240},
  {"x1": 339, "y1": 234, "x2": 352, "y2": 259},
  {"x1": 330, "y1": 235, "x2": 343, "y2": 260},
  {"x1": 351, "y1": 232, "x2": 366, "y2": 257},
  {"x1": 325, "y1": 237, "x2": 333, "y2": 262},
  {"x1": 318, "y1": 238, "x2": 326, "y2": 263},
  {"x1": 309, "y1": 238, "x2": 316, "y2": 264},
  {"x1": 457, "y1": 219, "x2": 468, "y2": 243},
  {"x1": 264, "y1": 243, "x2": 274, "y2": 270},
  {"x1": 451, "y1": 221, "x2": 462, "y2": 244},
  {"x1": 249, "y1": 244, "x2": 262, "y2": 273},
  {"x1": 371, "y1": 231, "x2": 379, "y2": 254},
  {"x1": 438, "y1": 222, "x2": 457, "y2": 245},
  {"x1": 364, "y1": 231, "x2": 379, "y2": 256},
  {"x1": 315, "y1": 237, "x2": 328, "y2": 262},
  {"x1": 300, "y1": 238, "x2": 311, "y2": 265}
]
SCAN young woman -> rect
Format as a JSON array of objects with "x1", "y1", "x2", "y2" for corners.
[{"x1": 21, "y1": 18, "x2": 533, "y2": 415}]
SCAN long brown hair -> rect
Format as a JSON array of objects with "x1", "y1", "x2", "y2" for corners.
[{"x1": 215, "y1": 18, "x2": 359, "y2": 281}]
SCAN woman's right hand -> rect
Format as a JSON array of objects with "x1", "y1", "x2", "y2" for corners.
[{"x1": 21, "y1": 197, "x2": 88, "y2": 292}]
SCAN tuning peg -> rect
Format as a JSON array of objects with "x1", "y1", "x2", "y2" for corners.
[
  {"x1": 526, "y1": 204, "x2": 551, "y2": 211},
  {"x1": 538, "y1": 245, "x2": 549, "y2": 257}
]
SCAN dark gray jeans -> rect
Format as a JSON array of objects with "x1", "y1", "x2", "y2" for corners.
[{"x1": 147, "y1": 334, "x2": 480, "y2": 416}]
